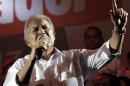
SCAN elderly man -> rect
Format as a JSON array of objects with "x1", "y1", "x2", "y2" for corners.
[{"x1": 4, "y1": 0, "x2": 128, "y2": 86}]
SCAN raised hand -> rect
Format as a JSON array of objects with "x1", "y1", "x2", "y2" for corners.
[{"x1": 110, "y1": 0, "x2": 128, "y2": 34}]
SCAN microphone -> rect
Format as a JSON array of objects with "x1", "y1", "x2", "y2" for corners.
[{"x1": 36, "y1": 47, "x2": 44, "y2": 59}]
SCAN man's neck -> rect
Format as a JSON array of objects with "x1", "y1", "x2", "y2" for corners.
[{"x1": 42, "y1": 47, "x2": 54, "y2": 60}]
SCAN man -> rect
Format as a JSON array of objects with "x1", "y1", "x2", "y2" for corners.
[
  {"x1": 83, "y1": 26, "x2": 104, "y2": 50},
  {"x1": 3, "y1": 0, "x2": 128, "y2": 86}
]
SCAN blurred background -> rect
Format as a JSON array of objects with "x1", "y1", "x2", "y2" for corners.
[{"x1": 0, "y1": 0, "x2": 130, "y2": 85}]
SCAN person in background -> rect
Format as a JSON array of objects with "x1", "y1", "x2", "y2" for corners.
[
  {"x1": 83, "y1": 26, "x2": 105, "y2": 86},
  {"x1": 83, "y1": 26, "x2": 122, "y2": 86},
  {"x1": 83, "y1": 26, "x2": 104, "y2": 50}
]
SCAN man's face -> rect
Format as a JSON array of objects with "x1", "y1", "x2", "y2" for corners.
[
  {"x1": 84, "y1": 29, "x2": 103, "y2": 49},
  {"x1": 26, "y1": 18, "x2": 55, "y2": 50}
]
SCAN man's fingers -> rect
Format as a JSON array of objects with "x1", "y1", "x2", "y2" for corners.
[{"x1": 112, "y1": 0, "x2": 117, "y2": 12}]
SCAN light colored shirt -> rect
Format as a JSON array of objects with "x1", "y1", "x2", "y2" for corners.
[{"x1": 3, "y1": 41, "x2": 116, "y2": 86}]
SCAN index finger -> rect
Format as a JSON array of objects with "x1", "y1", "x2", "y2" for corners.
[{"x1": 112, "y1": 0, "x2": 117, "y2": 11}]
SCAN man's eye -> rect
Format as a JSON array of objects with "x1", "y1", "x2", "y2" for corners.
[
  {"x1": 41, "y1": 25, "x2": 47, "y2": 29},
  {"x1": 33, "y1": 27, "x2": 39, "y2": 32}
]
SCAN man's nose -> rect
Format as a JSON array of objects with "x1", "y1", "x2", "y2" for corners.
[{"x1": 38, "y1": 27, "x2": 45, "y2": 34}]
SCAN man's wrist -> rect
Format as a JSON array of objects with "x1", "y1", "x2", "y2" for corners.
[{"x1": 113, "y1": 27, "x2": 126, "y2": 35}]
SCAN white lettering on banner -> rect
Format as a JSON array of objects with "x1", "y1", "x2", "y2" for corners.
[
  {"x1": 45, "y1": 0, "x2": 71, "y2": 16},
  {"x1": 45, "y1": 0, "x2": 85, "y2": 15},
  {"x1": 15, "y1": 0, "x2": 43, "y2": 21},
  {"x1": 0, "y1": 0, "x2": 86, "y2": 24},
  {"x1": 0, "y1": 0, "x2": 13, "y2": 24}
]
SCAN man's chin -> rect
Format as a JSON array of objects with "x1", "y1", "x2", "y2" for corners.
[
  {"x1": 37, "y1": 47, "x2": 44, "y2": 51},
  {"x1": 39, "y1": 45, "x2": 48, "y2": 51}
]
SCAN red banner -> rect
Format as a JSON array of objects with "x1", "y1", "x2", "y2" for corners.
[{"x1": 0, "y1": 0, "x2": 122, "y2": 38}]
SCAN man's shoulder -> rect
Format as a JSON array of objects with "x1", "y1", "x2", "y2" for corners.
[
  {"x1": 9, "y1": 55, "x2": 29, "y2": 69},
  {"x1": 15, "y1": 55, "x2": 29, "y2": 61}
]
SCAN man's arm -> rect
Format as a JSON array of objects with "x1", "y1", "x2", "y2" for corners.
[
  {"x1": 109, "y1": 0, "x2": 128, "y2": 54},
  {"x1": 16, "y1": 49, "x2": 37, "y2": 85},
  {"x1": 81, "y1": 0, "x2": 128, "y2": 77}
]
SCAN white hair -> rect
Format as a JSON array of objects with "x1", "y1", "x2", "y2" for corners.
[{"x1": 24, "y1": 15, "x2": 55, "y2": 41}]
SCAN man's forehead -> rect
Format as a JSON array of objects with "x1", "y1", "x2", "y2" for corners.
[
  {"x1": 27, "y1": 19, "x2": 51, "y2": 29},
  {"x1": 29, "y1": 18, "x2": 49, "y2": 25},
  {"x1": 85, "y1": 29, "x2": 99, "y2": 35}
]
